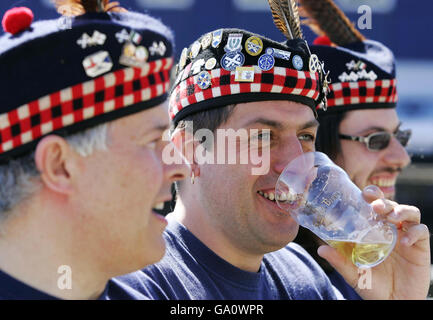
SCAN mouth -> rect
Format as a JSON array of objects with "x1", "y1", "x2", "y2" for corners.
[
  {"x1": 257, "y1": 186, "x2": 307, "y2": 217},
  {"x1": 257, "y1": 188, "x2": 299, "y2": 201},
  {"x1": 151, "y1": 197, "x2": 172, "y2": 215},
  {"x1": 257, "y1": 189, "x2": 300, "y2": 212},
  {"x1": 151, "y1": 202, "x2": 165, "y2": 214},
  {"x1": 369, "y1": 176, "x2": 397, "y2": 198}
]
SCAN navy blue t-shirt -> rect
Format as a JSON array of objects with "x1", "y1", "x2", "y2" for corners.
[
  {"x1": 0, "y1": 269, "x2": 148, "y2": 300},
  {"x1": 116, "y1": 217, "x2": 343, "y2": 300},
  {"x1": 327, "y1": 270, "x2": 362, "y2": 300}
]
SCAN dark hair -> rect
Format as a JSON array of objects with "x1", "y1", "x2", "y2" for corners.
[
  {"x1": 170, "y1": 104, "x2": 237, "y2": 200},
  {"x1": 315, "y1": 112, "x2": 347, "y2": 161},
  {"x1": 172, "y1": 104, "x2": 236, "y2": 137}
]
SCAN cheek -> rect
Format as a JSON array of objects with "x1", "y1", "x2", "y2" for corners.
[
  {"x1": 337, "y1": 144, "x2": 377, "y2": 186},
  {"x1": 130, "y1": 149, "x2": 164, "y2": 195}
]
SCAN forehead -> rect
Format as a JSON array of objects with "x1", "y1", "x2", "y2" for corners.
[
  {"x1": 109, "y1": 104, "x2": 169, "y2": 138},
  {"x1": 340, "y1": 108, "x2": 400, "y2": 133},
  {"x1": 222, "y1": 100, "x2": 316, "y2": 129}
]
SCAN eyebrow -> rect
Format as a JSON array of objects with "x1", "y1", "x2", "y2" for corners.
[
  {"x1": 139, "y1": 124, "x2": 167, "y2": 140},
  {"x1": 242, "y1": 117, "x2": 319, "y2": 131},
  {"x1": 358, "y1": 122, "x2": 402, "y2": 135}
]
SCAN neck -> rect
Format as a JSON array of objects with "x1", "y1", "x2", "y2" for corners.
[
  {"x1": 0, "y1": 201, "x2": 108, "y2": 300},
  {"x1": 172, "y1": 194, "x2": 263, "y2": 273}
]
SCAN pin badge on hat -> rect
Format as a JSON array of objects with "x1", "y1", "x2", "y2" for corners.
[
  {"x1": 119, "y1": 42, "x2": 148, "y2": 68},
  {"x1": 115, "y1": 28, "x2": 141, "y2": 44},
  {"x1": 270, "y1": 47, "x2": 291, "y2": 60},
  {"x1": 129, "y1": 31, "x2": 142, "y2": 45},
  {"x1": 205, "y1": 57, "x2": 217, "y2": 70},
  {"x1": 181, "y1": 63, "x2": 193, "y2": 81},
  {"x1": 77, "y1": 31, "x2": 107, "y2": 49},
  {"x1": 258, "y1": 53, "x2": 275, "y2": 71},
  {"x1": 292, "y1": 55, "x2": 303, "y2": 70},
  {"x1": 224, "y1": 33, "x2": 243, "y2": 52},
  {"x1": 211, "y1": 29, "x2": 223, "y2": 48},
  {"x1": 221, "y1": 51, "x2": 245, "y2": 71},
  {"x1": 115, "y1": 29, "x2": 130, "y2": 43},
  {"x1": 179, "y1": 47, "x2": 188, "y2": 70},
  {"x1": 309, "y1": 54, "x2": 320, "y2": 73},
  {"x1": 191, "y1": 59, "x2": 205, "y2": 75},
  {"x1": 83, "y1": 50, "x2": 113, "y2": 78},
  {"x1": 149, "y1": 41, "x2": 166, "y2": 56},
  {"x1": 196, "y1": 71, "x2": 212, "y2": 90},
  {"x1": 245, "y1": 36, "x2": 263, "y2": 56},
  {"x1": 235, "y1": 66, "x2": 255, "y2": 82},
  {"x1": 201, "y1": 33, "x2": 213, "y2": 50},
  {"x1": 190, "y1": 41, "x2": 202, "y2": 59}
]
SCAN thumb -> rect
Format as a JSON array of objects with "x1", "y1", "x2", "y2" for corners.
[{"x1": 362, "y1": 185, "x2": 384, "y2": 204}]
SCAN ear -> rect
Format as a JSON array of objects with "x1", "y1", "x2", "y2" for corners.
[
  {"x1": 171, "y1": 128, "x2": 196, "y2": 166},
  {"x1": 34, "y1": 135, "x2": 76, "y2": 195}
]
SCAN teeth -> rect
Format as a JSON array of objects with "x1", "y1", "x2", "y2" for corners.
[
  {"x1": 258, "y1": 191, "x2": 277, "y2": 201},
  {"x1": 371, "y1": 179, "x2": 395, "y2": 187},
  {"x1": 287, "y1": 190, "x2": 297, "y2": 201},
  {"x1": 153, "y1": 202, "x2": 164, "y2": 210}
]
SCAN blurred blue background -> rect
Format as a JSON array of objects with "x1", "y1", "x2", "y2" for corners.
[{"x1": 1, "y1": 0, "x2": 433, "y2": 262}]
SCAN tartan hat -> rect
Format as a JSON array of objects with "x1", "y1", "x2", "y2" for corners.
[
  {"x1": 310, "y1": 39, "x2": 397, "y2": 115},
  {"x1": 169, "y1": 28, "x2": 328, "y2": 126},
  {"x1": 0, "y1": 6, "x2": 174, "y2": 162}
]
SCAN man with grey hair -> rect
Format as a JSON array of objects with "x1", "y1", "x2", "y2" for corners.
[{"x1": 0, "y1": 1, "x2": 187, "y2": 299}]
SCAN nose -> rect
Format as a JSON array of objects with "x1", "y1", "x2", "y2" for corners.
[
  {"x1": 271, "y1": 137, "x2": 304, "y2": 175},
  {"x1": 382, "y1": 136, "x2": 411, "y2": 169},
  {"x1": 162, "y1": 141, "x2": 189, "y2": 184}
]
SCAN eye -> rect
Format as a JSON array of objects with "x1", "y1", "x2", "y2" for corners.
[
  {"x1": 250, "y1": 129, "x2": 273, "y2": 146},
  {"x1": 256, "y1": 131, "x2": 271, "y2": 141},
  {"x1": 146, "y1": 141, "x2": 157, "y2": 149},
  {"x1": 146, "y1": 137, "x2": 162, "y2": 150},
  {"x1": 298, "y1": 133, "x2": 315, "y2": 142}
]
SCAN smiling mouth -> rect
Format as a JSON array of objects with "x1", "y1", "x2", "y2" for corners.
[
  {"x1": 257, "y1": 190, "x2": 298, "y2": 202},
  {"x1": 152, "y1": 202, "x2": 166, "y2": 215}
]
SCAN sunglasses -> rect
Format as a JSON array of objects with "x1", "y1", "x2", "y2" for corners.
[{"x1": 339, "y1": 129, "x2": 412, "y2": 151}]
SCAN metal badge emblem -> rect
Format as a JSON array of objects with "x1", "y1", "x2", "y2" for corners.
[
  {"x1": 191, "y1": 59, "x2": 205, "y2": 75},
  {"x1": 245, "y1": 36, "x2": 263, "y2": 56},
  {"x1": 179, "y1": 47, "x2": 188, "y2": 70},
  {"x1": 77, "y1": 30, "x2": 107, "y2": 49},
  {"x1": 221, "y1": 51, "x2": 245, "y2": 71},
  {"x1": 211, "y1": 29, "x2": 223, "y2": 48},
  {"x1": 205, "y1": 57, "x2": 217, "y2": 70},
  {"x1": 190, "y1": 41, "x2": 202, "y2": 59},
  {"x1": 235, "y1": 66, "x2": 255, "y2": 82},
  {"x1": 196, "y1": 71, "x2": 212, "y2": 90},
  {"x1": 119, "y1": 43, "x2": 148, "y2": 68},
  {"x1": 292, "y1": 55, "x2": 304, "y2": 70},
  {"x1": 83, "y1": 51, "x2": 113, "y2": 78},
  {"x1": 224, "y1": 33, "x2": 243, "y2": 52},
  {"x1": 309, "y1": 54, "x2": 320, "y2": 73},
  {"x1": 258, "y1": 53, "x2": 275, "y2": 71},
  {"x1": 201, "y1": 33, "x2": 213, "y2": 50}
]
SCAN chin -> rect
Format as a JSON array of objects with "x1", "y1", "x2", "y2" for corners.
[{"x1": 141, "y1": 237, "x2": 167, "y2": 267}]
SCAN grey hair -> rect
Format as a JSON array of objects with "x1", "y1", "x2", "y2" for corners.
[{"x1": 0, "y1": 123, "x2": 109, "y2": 221}]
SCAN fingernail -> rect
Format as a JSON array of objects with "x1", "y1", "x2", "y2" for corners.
[{"x1": 364, "y1": 186, "x2": 378, "y2": 195}]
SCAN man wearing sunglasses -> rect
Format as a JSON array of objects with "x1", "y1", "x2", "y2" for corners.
[{"x1": 294, "y1": 5, "x2": 416, "y2": 298}]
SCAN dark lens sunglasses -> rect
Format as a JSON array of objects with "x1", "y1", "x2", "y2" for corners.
[{"x1": 339, "y1": 129, "x2": 412, "y2": 151}]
